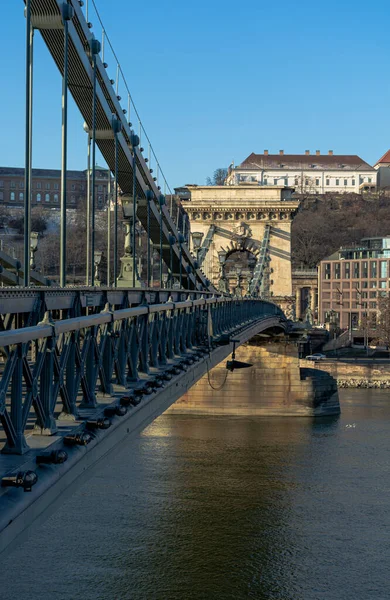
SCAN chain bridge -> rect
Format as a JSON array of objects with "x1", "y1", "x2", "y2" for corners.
[{"x1": 0, "y1": 0, "x2": 302, "y2": 553}]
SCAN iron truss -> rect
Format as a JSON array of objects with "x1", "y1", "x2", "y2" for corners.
[{"x1": 0, "y1": 296, "x2": 284, "y2": 456}]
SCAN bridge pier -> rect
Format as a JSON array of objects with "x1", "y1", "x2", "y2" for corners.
[{"x1": 169, "y1": 337, "x2": 340, "y2": 417}]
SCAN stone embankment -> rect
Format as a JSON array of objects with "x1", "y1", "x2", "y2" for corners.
[
  {"x1": 337, "y1": 379, "x2": 390, "y2": 389},
  {"x1": 170, "y1": 340, "x2": 340, "y2": 417},
  {"x1": 300, "y1": 358, "x2": 390, "y2": 389}
]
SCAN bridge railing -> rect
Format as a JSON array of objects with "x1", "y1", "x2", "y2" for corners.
[{"x1": 0, "y1": 298, "x2": 283, "y2": 455}]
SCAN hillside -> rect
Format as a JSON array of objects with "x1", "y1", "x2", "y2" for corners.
[{"x1": 291, "y1": 193, "x2": 390, "y2": 268}]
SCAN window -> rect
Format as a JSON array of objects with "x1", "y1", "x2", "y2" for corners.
[
  {"x1": 36, "y1": 182, "x2": 41, "y2": 189},
  {"x1": 10, "y1": 181, "x2": 15, "y2": 189},
  {"x1": 19, "y1": 181, "x2": 23, "y2": 189},
  {"x1": 250, "y1": 176, "x2": 256, "y2": 182},
  {"x1": 352, "y1": 179, "x2": 355, "y2": 186},
  {"x1": 19, "y1": 192, "x2": 23, "y2": 201},
  {"x1": 362, "y1": 261, "x2": 368, "y2": 278},
  {"x1": 70, "y1": 195, "x2": 76, "y2": 204},
  {"x1": 98, "y1": 185, "x2": 103, "y2": 192},
  {"x1": 284, "y1": 178, "x2": 288, "y2": 185},
  {"x1": 54, "y1": 183, "x2": 59, "y2": 190},
  {"x1": 368, "y1": 178, "x2": 372, "y2": 183},
  {"x1": 80, "y1": 184, "x2": 85, "y2": 191},
  {"x1": 360, "y1": 176, "x2": 364, "y2": 184},
  {"x1": 326, "y1": 179, "x2": 330, "y2": 186},
  {"x1": 353, "y1": 262, "x2": 359, "y2": 278},
  {"x1": 10, "y1": 191, "x2": 15, "y2": 201},
  {"x1": 369, "y1": 291, "x2": 376, "y2": 298},
  {"x1": 263, "y1": 178, "x2": 267, "y2": 185},
  {"x1": 71, "y1": 184, "x2": 76, "y2": 191},
  {"x1": 344, "y1": 179, "x2": 348, "y2": 186},
  {"x1": 294, "y1": 178, "x2": 298, "y2": 186},
  {"x1": 370, "y1": 261, "x2": 377, "y2": 278},
  {"x1": 336, "y1": 179, "x2": 339, "y2": 186},
  {"x1": 53, "y1": 193, "x2": 59, "y2": 203},
  {"x1": 370, "y1": 281, "x2": 377, "y2": 288},
  {"x1": 45, "y1": 183, "x2": 50, "y2": 190},
  {"x1": 370, "y1": 302, "x2": 377, "y2": 309},
  {"x1": 98, "y1": 195, "x2": 103, "y2": 204},
  {"x1": 380, "y1": 261, "x2": 388, "y2": 278},
  {"x1": 362, "y1": 281, "x2": 368, "y2": 288},
  {"x1": 316, "y1": 179, "x2": 320, "y2": 185},
  {"x1": 305, "y1": 179, "x2": 309, "y2": 185},
  {"x1": 344, "y1": 262, "x2": 350, "y2": 279},
  {"x1": 334, "y1": 263, "x2": 341, "y2": 279},
  {"x1": 36, "y1": 193, "x2": 41, "y2": 202},
  {"x1": 379, "y1": 281, "x2": 387, "y2": 289},
  {"x1": 274, "y1": 179, "x2": 278, "y2": 185},
  {"x1": 324, "y1": 263, "x2": 331, "y2": 280},
  {"x1": 45, "y1": 193, "x2": 50, "y2": 202}
]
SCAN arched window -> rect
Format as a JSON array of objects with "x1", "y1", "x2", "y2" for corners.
[
  {"x1": 19, "y1": 192, "x2": 24, "y2": 201},
  {"x1": 45, "y1": 193, "x2": 50, "y2": 202},
  {"x1": 70, "y1": 195, "x2": 76, "y2": 204},
  {"x1": 36, "y1": 193, "x2": 41, "y2": 202},
  {"x1": 10, "y1": 191, "x2": 15, "y2": 201},
  {"x1": 53, "y1": 193, "x2": 59, "y2": 203}
]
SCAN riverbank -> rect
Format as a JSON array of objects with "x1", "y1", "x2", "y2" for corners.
[{"x1": 300, "y1": 357, "x2": 390, "y2": 389}]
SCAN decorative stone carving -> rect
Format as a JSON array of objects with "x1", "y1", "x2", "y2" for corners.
[{"x1": 232, "y1": 222, "x2": 252, "y2": 238}]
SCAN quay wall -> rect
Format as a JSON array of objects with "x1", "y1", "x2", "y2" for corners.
[
  {"x1": 300, "y1": 359, "x2": 390, "y2": 388},
  {"x1": 169, "y1": 341, "x2": 340, "y2": 416}
]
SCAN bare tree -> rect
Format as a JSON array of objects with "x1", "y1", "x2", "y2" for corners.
[
  {"x1": 206, "y1": 168, "x2": 228, "y2": 186},
  {"x1": 376, "y1": 296, "x2": 390, "y2": 352}
]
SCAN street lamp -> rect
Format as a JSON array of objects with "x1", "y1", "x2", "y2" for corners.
[
  {"x1": 191, "y1": 231, "x2": 204, "y2": 261},
  {"x1": 93, "y1": 250, "x2": 103, "y2": 286},
  {"x1": 217, "y1": 249, "x2": 228, "y2": 293},
  {"x1": 178, "y1": 232, "x2": 184, "y2": 288},
  {"x1": 30, "y1": 231, "x2": 39, "y2": 270},
  {"x1": 116, "y1": 193, "x2": 142, "y2": 288}
]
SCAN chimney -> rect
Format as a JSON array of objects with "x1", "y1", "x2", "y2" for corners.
[
  {"x1": 264, "y1": 150, "x2": 268, "y2": 155},
  {"x1": 316, "y1": 150, "x2": 320, "y2": 156},
  {"x1": 279, "y1": 150, "x2": 284, "y2": 155},
  {"x1": 328, "y1": 150, "x2": 333, "y2": 155},
  {"x1": 305, "y1": 150, "x2": 310, "y2": 155}
]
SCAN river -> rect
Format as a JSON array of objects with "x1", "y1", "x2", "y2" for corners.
[{"x1": 1, "y1": 389, "x2": 389, "y2": 600}]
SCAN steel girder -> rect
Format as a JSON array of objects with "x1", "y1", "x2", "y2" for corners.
[{"x1": 0, "y1": 297, "x2": 284, "y2": 454}]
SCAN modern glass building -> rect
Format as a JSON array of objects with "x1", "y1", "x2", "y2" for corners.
[{"x1": 318, "y1": 236, "x2": 390, "y2": 329}]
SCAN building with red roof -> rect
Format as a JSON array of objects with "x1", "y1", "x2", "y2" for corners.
[{"x1": 226, "y1": 149, "x2": 377, "y2": 194}]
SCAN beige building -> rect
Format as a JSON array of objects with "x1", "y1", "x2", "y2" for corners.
[
  {"x1": 226, "y1": 150, "x2": 377, "y2": 194},
  {"x1": 186, "y1": 185, "x2": 299, "y2": 306},
  {"x1": 374, "y1": 150, "x2": 390, "y2": 189}
]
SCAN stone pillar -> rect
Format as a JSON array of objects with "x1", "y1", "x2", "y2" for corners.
[
  {"x1": 295, "y1": 287, "x2": 302, "y2": 319},
  {"x1": 311, "y1": 287, "x2": 317, "y2": 313}
]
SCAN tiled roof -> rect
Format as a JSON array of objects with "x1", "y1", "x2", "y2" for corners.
[
  {"x1": 375, "y1": 150, "x2": 390, "y2": 165},
  {"x1": 239, "y1": 153, "x2": 376, "y2": 171}
]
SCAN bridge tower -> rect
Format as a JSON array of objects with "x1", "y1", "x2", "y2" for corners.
[{"x1": 186, "y1": 185, "x2": 299, "y2": 313}]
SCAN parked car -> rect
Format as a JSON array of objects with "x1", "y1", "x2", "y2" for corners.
[{"x1": 305, "y1": 353, "x2": 326, "y2": 361}]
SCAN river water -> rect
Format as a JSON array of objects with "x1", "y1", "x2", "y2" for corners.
[{"x1": 1, "y1": 389, "x2": 390, "y2": 600}]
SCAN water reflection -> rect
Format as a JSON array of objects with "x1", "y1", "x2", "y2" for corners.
[{"x1": 0, "y1": 390, "x2": 389, "y2": 600}]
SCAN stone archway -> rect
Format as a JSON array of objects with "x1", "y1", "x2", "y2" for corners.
[
  {"x1": 185, "y1": 184, "x2": 299, "y2": 301},
  {"x1": 223, "y1": 248, "x2": 257, "y2": 295}
]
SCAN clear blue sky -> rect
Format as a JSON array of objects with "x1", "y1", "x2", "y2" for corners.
[{"x1": 1, "y1": 0, "x2": 389, "y2": 189}]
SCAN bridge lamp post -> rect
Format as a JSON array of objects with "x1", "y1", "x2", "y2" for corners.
[
  {"x1": 30, "y1": 232, "x2": 39, "y2": 271},
  {"x1": 178, "y1": 233, "x2": 185, "y2": 288},
  {"x1": 217, "y1": 249, "x2": 228, "y2": 293},
  {"x1": 116, "y1": 193, "x2": 141, "y2": 287},
  {"x1": 158, "y1": 194, "x2": 166, "y2": 288},
  {"x1": 169, "y1": 234, "x2": 176, "y2": 287},
  {"x1": 191, "y1": 231, "x2": 204, "y2": 261}
]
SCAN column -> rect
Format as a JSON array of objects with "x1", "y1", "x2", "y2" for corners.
[{"x1": 295, "y1": 287, "x2": 302, "y2": 320}]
